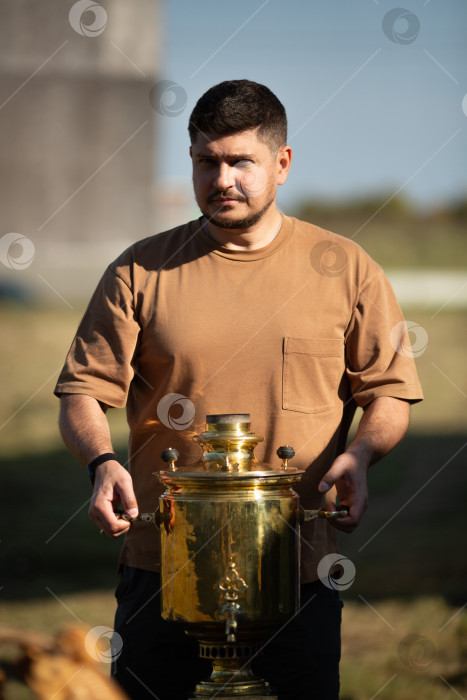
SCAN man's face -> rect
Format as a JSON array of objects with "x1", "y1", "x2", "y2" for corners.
[{"x1": 190, "y1": 129, "x2": 283, "y2": 230}]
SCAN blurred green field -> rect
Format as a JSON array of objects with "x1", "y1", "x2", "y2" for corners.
[
  {"x1": 0, "y1": 302, "x2": 465, "y2": 455},
  {"x1": 0, "y1": 209, "x2": 466, "y2": 699},
  {"x1": 1, "y1": 593, "x2": 466, "y2": 700},
  {"x1": 295, "y1": 198, "x2": 467, "y2": 270}
]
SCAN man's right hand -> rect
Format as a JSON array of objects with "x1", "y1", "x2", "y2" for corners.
[{"x1": 88, "y1": 460, "x2": 139, "y2": 537}]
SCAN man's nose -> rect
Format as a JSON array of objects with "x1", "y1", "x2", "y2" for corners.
[{"x1": 213, "y1": 163, "x2": 236, "y2": 192}]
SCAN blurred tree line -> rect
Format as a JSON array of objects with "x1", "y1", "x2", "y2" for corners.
[
  {"x1": 291, "y1": 194, "x2": 467, "y2": 268},
  {"x1": 294, "y1": 193, "x2": 467, "y2": 225}
]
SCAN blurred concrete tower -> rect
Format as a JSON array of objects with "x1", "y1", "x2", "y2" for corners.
[{"x1": 0, "y1": 0, "x2": 160, "y2": 301}]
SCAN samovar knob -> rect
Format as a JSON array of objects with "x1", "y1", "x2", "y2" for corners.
[
  {"x1": 161, "y1": 447, "x2": 179, "y2": 472},
  {"x1": 276, "y1": 445, "x2": 295, "y2": 470}
]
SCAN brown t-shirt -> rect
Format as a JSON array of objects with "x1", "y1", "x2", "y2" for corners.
[{"x1": 55, "y1": 215, "x2": 423, "y2": 582}]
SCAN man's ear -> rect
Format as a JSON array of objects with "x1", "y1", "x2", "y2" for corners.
[
  {"x1": 277, "y1": 145, "x2": 292, "y2": 185},
  {"x1": 189, "y1": 145, "x2": 193, "y2": 159}
]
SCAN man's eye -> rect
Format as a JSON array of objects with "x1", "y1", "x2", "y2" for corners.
[{"x1": 235, "y1": 159, "x2": 253, "y2": 169}]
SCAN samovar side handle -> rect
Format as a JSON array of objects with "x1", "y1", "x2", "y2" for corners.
[
  {"x1": 110, "y1": 447, "x2": 180, "y2": 531},
  {"x1": 114, "y1": 511, "x2": 161, "y2": 526},
  {"x1": 300, "y1": 505, "x2": 350, "y2": 522}
]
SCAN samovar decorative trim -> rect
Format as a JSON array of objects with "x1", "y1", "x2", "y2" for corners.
[{"x1": 215, "y1": 558, "x2": 248, "y2": 644}]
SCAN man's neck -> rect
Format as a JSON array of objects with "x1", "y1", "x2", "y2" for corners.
[{"x1": 204, "y1": 208, "x2": 283, "y2": 251}]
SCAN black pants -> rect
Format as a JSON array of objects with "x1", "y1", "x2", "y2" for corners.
[{"x1": 112, "y1": 566, "x2": 342, "y2": 700}]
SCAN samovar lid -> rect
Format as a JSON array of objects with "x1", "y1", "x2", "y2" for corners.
[
  {"x1": 206, "y1": 413, "x2": 250, "y2": 423},
  {"x1": 159, "y1": 414, "x2": 303, "y2": 478}
]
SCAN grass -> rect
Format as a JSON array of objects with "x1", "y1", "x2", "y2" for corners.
[
  {"x1": 0, "y1": 303, "x2": 465, "y2": 602},
  {"x1": 0, "y1": 305, "x2": 129, "y2": 455},
  {"x1": 0, "y1": 432, "x2": 465, "y2": 603},
  {"x1": 340, "y1": 596, "x2": 467, "y2": 700},
  {"x1": 0, "y1": 591, "x2": 118, "y2": 700},
  {"x1": 401, "y1": 309, "x2": 467, "y2": 434},
  {"x1": 0, "y1": 275, "x2": 466, "y2": 698},
  {"x1": 1, "y1": 594, "x2": 465, "y2": 700},
  {"x1": 0, "y1": 304, "x2": 465, "y2": 458}
]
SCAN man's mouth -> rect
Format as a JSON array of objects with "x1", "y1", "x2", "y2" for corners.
[{"x1": 208, "y1": 193, "x2": 246, "y2": 204}]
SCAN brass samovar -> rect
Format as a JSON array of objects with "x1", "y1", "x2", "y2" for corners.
[{"x1": 148, "y1": 414, "x2": 347, "y2": 700}]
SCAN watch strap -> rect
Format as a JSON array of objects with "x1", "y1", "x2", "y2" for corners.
[{"x1": 87, "y1": 452, "x2": 120, "y2": 486}]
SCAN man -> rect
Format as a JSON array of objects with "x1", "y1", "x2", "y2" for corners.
[{"x1": 55, "y1": 80, "x2": 422, "y2": 700}]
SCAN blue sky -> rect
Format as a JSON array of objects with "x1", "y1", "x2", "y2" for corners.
[{"x1": 155, "y1": 0, "x2": 466, "y2": 212}]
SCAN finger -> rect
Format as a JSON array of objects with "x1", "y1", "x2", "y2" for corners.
[
  {"x1": 329, "y1": 510, "x2": 356, "y2": 533},
  {"x1": 318, "y1": 455, "x2": 353, "y2": 493},
  {"x1": 118, "y1": 480, "x2": 139, "y2": 520},
  {"x1": 96, "y1": 513, "x2": 131, "y2": 538},
  {"x1": 330, "y1": 496, "x2": 368, "y2": 533},
  {"x1": 318, "y1": 478, "x2": 333, "y2": 493},
  {"x1": 91, "y1": 464, "x2": 139, "y2": 529},
  {"x1": 322, "y1": 485, "x2": 338, "y2": 510},
  {"x1": 89, "y1": 494, "x2": 131, "y2": 537},
  {"x1": 318, "y1": 464, "x2": 343, "y2": 493}
]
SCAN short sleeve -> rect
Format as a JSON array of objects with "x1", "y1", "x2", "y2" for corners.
[
  {"x1": 344, "y1": 266, "x2": 423, "y2": 407},
  {"x1": 54, "y1": 266, "x2": 141, "y2": 408}
]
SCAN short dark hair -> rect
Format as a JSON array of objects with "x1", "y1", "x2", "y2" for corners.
[{"x1": 188, "y1": 80, "x2": 287, "y2": 152}]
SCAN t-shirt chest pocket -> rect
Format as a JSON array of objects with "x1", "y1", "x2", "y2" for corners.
[{"x1": 282, "y1": 337, "x2": 345, "y2": 414}]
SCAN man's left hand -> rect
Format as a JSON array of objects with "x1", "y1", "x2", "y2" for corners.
[
  {"x1": 317, "y1": 397, "x2": 411, "y2": 532},
  {"x1": 318, "y1": 449, "x2": 370, "y2": 533}
]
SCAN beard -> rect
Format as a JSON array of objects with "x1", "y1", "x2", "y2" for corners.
[{"x1": 200, "y1": 195, "x2": 275, "y2": 230}]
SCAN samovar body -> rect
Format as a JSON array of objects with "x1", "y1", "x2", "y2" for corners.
[
  {"x1": 155, "y1": 414, "x2": 347, "y2": 698},
  {"x1": 157, "y1": 414, "x2": 302, "y2": 698},
  {"x1": 159, "y1": 471, "x2": 300, "y2": 642}
]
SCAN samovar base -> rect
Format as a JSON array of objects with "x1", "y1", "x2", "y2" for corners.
[
  {"x1": 190, "y1": 643, "x2": 277, "y2": 699},
  {"x1": 193, "y1": 678, "x2": 274, "y2": 699}
]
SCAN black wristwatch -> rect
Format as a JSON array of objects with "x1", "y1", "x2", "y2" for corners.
[{"x1": 86, "y1": 452, "x2": 120, "y2": 486}]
